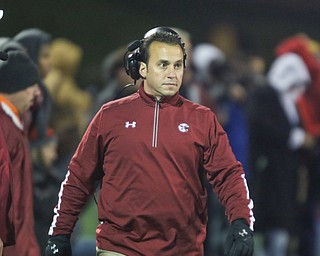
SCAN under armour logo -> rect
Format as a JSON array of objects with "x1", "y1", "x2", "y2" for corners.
[
  {"x1": 125, "y1": 121, "x2": 136, "y2": 128},
  {"x1": 178, "y1": 123, "x2": 189, "y2": 133},
  {"x1": 239, "y1": 229, "x2": 248, "y2": 237},
  {"x1": 51, "y1": 244, "x2": 59, "y2": 254}
]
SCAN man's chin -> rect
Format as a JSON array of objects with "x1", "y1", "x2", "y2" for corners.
[
  {"x1": 162, "y1": 92, "x2": 176, "y2": 98},
  {"x1": 163, "y1": 88, "x2": 179, "y2": 96}
]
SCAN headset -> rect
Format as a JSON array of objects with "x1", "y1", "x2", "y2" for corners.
[{"x1": 123, "y1": 26, "x2": 187, "y2": 81}]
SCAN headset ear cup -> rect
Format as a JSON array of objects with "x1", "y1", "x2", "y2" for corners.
[{"x1": 127, "y1": 52, "x2": 141, "y2": 80}]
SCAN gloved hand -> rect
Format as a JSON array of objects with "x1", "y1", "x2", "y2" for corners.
[
  {"x1": 224, "y1": 219, "x2": 254, "y2": 256},
  {"x1": 45, "y1": 235, "x2": 72, "y2": 256}
]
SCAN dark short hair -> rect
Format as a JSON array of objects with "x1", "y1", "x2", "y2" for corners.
[{"x1": 139, "y1": 30, "x2": 186, "y2": 65}]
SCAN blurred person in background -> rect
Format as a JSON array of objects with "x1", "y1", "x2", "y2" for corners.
[
  {"x1": 276, "y1": 34, "x2": 320, "y2": 139},
  {"x1": 45, "y1": 38, "x2": 92, "y2": 170},
  {"x1": 14, "y1": 28, "x2": 53, "y2": 141},
  {"x1": 0, "y1": 127, "x2": 15, "y2": 256},
  {"x1": 44, "y1": 38, "x2": 94, "y2": 255},
  {"x1": 192, "y1": 43, "x2": 231, "y2": 127},
  {"x1": 29, "y1": 128, "x2": 65, "y2": 255},
  {"x1": 14, "y1": 28, "x2": 52, "y2": 81},
  {"x1": 0, "y1": 50, "x2": 41, "y2": 256},
  {"x1": 247, "y1": 53, "x2": 315, "y2": 256},
  {"x1": 0, "y1": 52, "x2": 15, "y2": 255},
  {"x1": 276, "y1": 33, "x2": 320, "y2": 256},
  {"x1": 13, "y1": 29, "x2": 56, "y2": 255},
  {"x1": 91, "y1": 45, "x2": 138, "y2": 116}
]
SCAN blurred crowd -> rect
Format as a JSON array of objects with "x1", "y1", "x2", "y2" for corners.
[{"x1": 0, "y1": 24, "x2": 320, "y2": 256}]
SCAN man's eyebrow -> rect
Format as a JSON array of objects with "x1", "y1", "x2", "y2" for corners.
[
  {"x1": 158, "y1": 59, "x2": 183, "y2": 64},
  {"x1": 157, "y1": 60, "x2": 170, "y2": 64}
]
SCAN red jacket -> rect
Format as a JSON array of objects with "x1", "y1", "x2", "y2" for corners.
[
  {"x1": 0, "y1": 126, "x2": 15, "y2": 246},
  {"x1": 276, "y1": 35, "x2": 320, "y2": 137},
  {"x1": 0, "y1": 98, "x2": 40, "y2": 256},
  {"x1": 49, "y1": 85, "x2": 254, "y2": 256}
]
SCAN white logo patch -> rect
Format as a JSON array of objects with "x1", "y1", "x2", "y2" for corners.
[
  {"x1": 51, "y1": 244, "x2": 59, "y2": 254},
  {"x1": 239, "y1": 229, "x2": 248, "y2": 237},
  {"x1": 178, "y1": 123, "x2": 189, "y2": 133},
  {"x1": 125, "y1": 121, "x2": 136, "y2": 128}
]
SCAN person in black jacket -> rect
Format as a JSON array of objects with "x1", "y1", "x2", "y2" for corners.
[{"x1": 14, "y1": 27, "x2": 53, "y2": 141}]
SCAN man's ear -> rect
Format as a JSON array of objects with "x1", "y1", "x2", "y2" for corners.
[{"x1": 139, "y1": 62, "x2": 147, "y2": 79}]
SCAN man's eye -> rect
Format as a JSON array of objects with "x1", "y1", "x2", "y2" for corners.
[
  {"x1": 174, "y1": 63, "x2": 182, "y2": 69},
  {"x1": 159, "y1": 63, "x2": 167, "y2": 68}
]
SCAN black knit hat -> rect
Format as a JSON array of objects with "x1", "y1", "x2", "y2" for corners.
[{"x1": 0, "y1": 50, "x2": 39, "y2": 94}]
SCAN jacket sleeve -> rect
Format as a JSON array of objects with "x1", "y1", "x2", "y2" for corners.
[
  {"x1": 48, "y1": 110, "x2": 104, "y2": 236},
  {"x1": 203, "y1": 113, "x2": 254, "y2": 230}
]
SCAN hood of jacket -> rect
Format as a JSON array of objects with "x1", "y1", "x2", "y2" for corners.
[{"x1": 14, "y1": 28, "x2": 51, "y2": 65}]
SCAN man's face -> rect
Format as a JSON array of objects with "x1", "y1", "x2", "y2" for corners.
[
  {"x1": 38, "y1": 43, "x2": 51, "y2": 78},
  {"x1": 13, "y1": 84, "x2": 41, "y2": 112},
  {"x1": 139, "y1": 41, "x2": 184, "y2": 99}
]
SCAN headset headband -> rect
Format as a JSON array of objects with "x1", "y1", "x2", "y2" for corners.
[{"x1": 124, "y1": 26, "x2": 186, "y2": 81}]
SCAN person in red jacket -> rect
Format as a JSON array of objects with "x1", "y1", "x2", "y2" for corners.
[
  {"x1": 46, "y1": 27, "x2": 254, "y2": 256},
  {"x1": 0, "y1": 127, "x2": 15, "y2": 256},
  {"x1": 0, "y1": 51, "x2": 14, "y2": 256},
  {"x1": 276, "y1": 34, "x2": 320, "y2": 138},
  {"x1": 0, "y1": 49, "x2": 41, "y2": 256}
]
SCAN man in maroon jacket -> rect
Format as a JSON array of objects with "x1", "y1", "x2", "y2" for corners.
[
  {"x1": 0, "y1": 127, "x2": 15, "y2": 256},
  {"x1": 0, "y1": 51, "x2": 14, "y2": 256},
  {"x1": 0, "y1": 49, "x2": 41, "y2": 256},
  {"x1": 46, "y1": 27, "x2": 254, "y2": 256}
]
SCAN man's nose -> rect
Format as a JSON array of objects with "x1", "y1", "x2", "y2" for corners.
[
  {"x1": 167, "y1": 65, "x2": 177, "y2": 77},
  {"x1": 34, "y1": 84, "x2": 41, "y2": 95}
]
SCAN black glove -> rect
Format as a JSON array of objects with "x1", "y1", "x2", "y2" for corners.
[
  {"x1": 45, "y1": 235, "x2": 72, "y2": 256},
  {"x1": 224, "y1": 219, "x2": 254, "y2": 256}
]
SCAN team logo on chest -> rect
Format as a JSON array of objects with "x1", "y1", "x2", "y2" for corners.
[
  {"x1": 125, "y1": 121, "x2": 137, "y2": 128},
  {"x1": 178, "y1": 123, "x2": 189, "y2": 133}
]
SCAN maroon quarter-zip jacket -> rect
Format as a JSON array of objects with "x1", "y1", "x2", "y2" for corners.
[{"x1": 49, "y1": 84, "x2": 254, "y2": 256}]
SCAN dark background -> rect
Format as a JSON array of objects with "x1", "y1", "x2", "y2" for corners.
[{"x1": 1, "y1": 0, "x2": 320, "y2": 89}]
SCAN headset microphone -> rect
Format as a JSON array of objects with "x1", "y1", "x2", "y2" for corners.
[{"x1": 0, "y1": 51, "x2": 8, "y2": 61}]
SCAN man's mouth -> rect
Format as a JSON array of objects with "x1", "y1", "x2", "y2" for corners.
[{"x1": 163, "y1": 82, "x2": 177, "y2": 86}]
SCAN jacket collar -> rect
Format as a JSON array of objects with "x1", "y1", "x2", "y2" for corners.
[
  {"x1": 0, "y1": 95, "x2": 24, "y2": 130},
  {"x1": 138, "y1": 82, "x2": 183, "y2": 107}
]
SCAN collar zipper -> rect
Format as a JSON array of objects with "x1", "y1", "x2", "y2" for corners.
[{"x1": 152, "y1": 100, "x2": 160, "y2": 147}]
